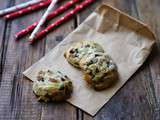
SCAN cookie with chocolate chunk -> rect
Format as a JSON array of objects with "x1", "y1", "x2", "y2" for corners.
[
  {"x1": 33, "y1": 70, "x2": 73, "y2": 102},
  {"x1": 80, "y1": 52, "x2": 118, "y2": 91},
  {"x1": 64, "y1": 41, "x2": 104, "y2": 68},
  {"x1": 64, "y1": 41, "x2": 118, "y2": 91}
]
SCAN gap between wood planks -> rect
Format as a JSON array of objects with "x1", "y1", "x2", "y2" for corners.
[{"x1": 0, "y1": 0, "x2": 16, "y2": 85}]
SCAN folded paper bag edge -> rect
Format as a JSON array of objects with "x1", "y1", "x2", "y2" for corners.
[{"x1": 95, "y1": 3, "x2": 156, "y2": 40}]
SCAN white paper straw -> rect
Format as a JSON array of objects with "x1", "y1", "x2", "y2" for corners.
[
  {"x1": 29, "y1": 0, "x2": 58, "y2": 40},
  {"x1": 0, "y1": 0, "x2": 45, "y2": 16}
]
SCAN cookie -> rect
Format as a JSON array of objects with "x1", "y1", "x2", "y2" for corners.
[
  {"x1": 64, "y1": 41, "x2": 118, "y2": 91},
  {"x1": 64, "y1": 41, "x2": 104, "y2": 68},
  {"x1": 80, "y1": 52, "x2": 118, "y2": 90},
  {"x1": 33, "y1": 70, "x2": 73, "y2": 102}
]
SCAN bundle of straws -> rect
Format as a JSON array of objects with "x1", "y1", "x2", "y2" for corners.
[{"x1": 0, "y1": 0, "x2": 95, "y2": 44}]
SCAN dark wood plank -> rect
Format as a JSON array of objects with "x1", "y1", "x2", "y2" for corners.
[
  {"x1": 0, "y1": 0, "x2": 13, "y2": 85},
  {"x1": 0, "y1": 0, "x2": 14, "y2": 119},
  {"x1": 0, "y1": 0, "x2": 20, "y2": 119}
]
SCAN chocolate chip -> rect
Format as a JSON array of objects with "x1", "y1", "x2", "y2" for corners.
[
  {"x1": 96, "y1": 68, "x2": 99, "y2": 73},
  {"x1": 45, "y1": 94, "x2": 51, "y2": 98},
  {"x1": 64, "y1": 75, "x2": 68, "y2": 79},
  {"x1": 74, "y1": 62, "x2": 79, "y2": 65},
  {"x1": 75, "y1": 48, "x2": 78, "y2": 53},
  {"x1": 107, "y1": 63, "x2": 110, "y2": 67},
  {"x1": 89, "y1": 72, "x2": 93, "y2": 75},
  {"x1": 61, "y1": 78, "x2": 65, "y2": 81},
  {"x1": 37, "y1": 76, "x2": 44, "y2": 81},
  {"x1": 87, "y1": 58, "x2": 98, "y2": 66},
  {"x1": 74, "y1": 54, "x2": 79, "y2": 57},
  {"x1": 87, "y1": 60, "x2": 94, "y2": 66},
  {"x1": 87, "y1": 62, "x2": 92, "y2": 66},
  {"x1": 85, "y1": 45, "x2": 90, "y2": 47},
  {"x1": 70, "y1": 49, "x2": 75, "y2": 54},
  {"x1": 95, "y1": 54, "x2": 100, "y2": 57}
]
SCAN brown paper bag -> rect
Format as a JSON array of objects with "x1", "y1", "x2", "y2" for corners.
[{"x1": 23, "y1": 4, "x2": 155, "y2": 116}]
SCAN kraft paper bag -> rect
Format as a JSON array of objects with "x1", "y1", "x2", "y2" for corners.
[{"x1": 23, "y1": 4, "x2": 155, "y2": 116}]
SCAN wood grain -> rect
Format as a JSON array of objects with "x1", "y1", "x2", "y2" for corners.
[
  {"x1": 0, "y1": 0, "x2": 47, "y2": 119},
  {"x1": 136, "y1": 0, "x2": 160, "y2": 119},
  {"x1": 40, "y1": 1, "x2": 77, "y2": 120},
  {"x1": 0, "y1": 0, "x2": 10, "y2": 85},
  {"x1": 0, "y1": 0, "x2": 159, "y2": 120}
]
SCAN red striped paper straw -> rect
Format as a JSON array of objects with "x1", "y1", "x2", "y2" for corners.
[
  {"x1": 0, "y1": 0, "x2": 45, "y2": 16},
  {"x1": 29, "y1": 0, "x2": 59, "y2": 40},
  {"x1": 4, "y1": 0, "x2": 52, "y2": 20},
  {"x1": 15, "y1": 0, "x2": 81, "y2": 39},
  {"x1": 29, "y1": 0, "x2": 95, "y2": 44}
]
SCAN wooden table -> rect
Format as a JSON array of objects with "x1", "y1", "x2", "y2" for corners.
[{"x1": 0, "y1": 0, "x2": 159, "y2": 120}]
